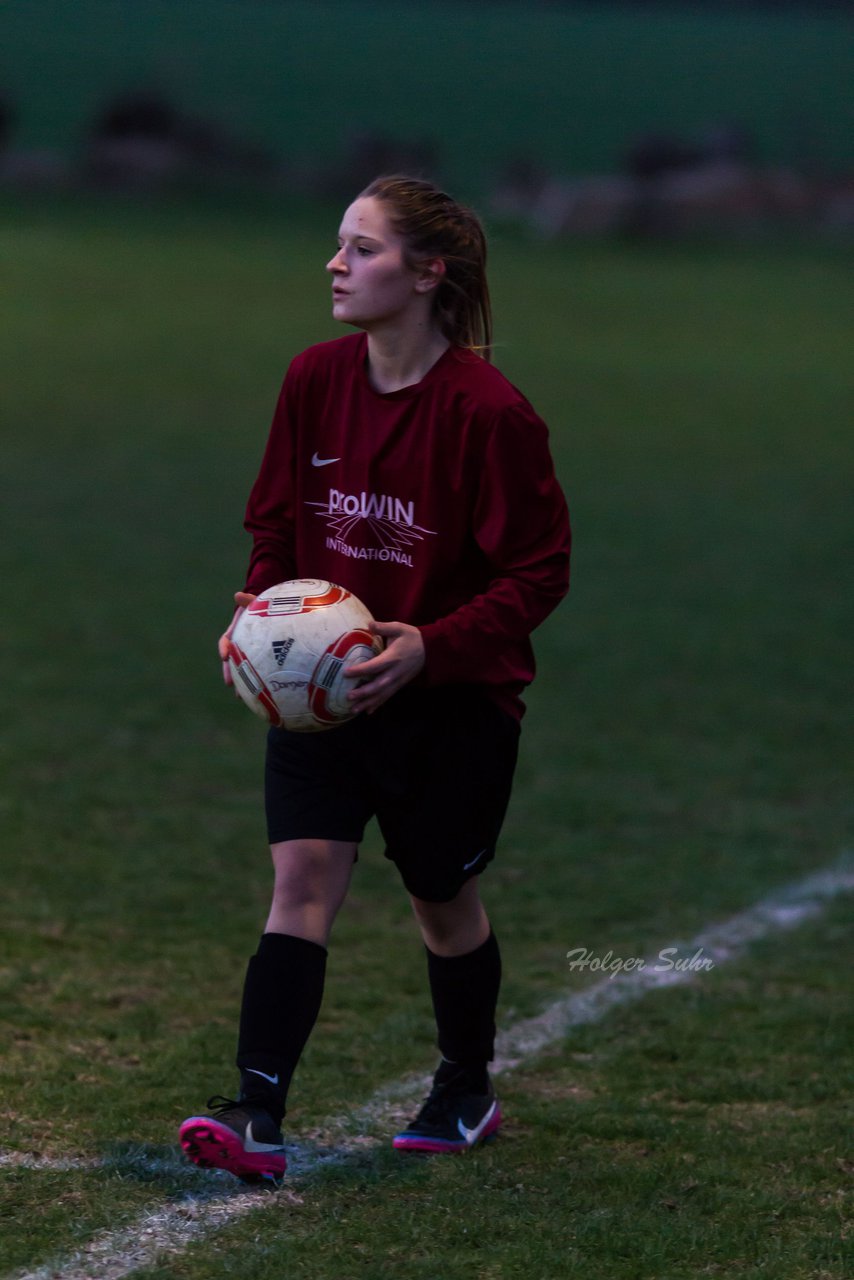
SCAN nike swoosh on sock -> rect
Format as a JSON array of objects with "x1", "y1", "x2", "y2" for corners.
[{"x1": 245, "y1": 1068, "x2": 280, "y2": 1085}]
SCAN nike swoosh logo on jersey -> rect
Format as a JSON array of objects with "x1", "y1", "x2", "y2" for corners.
[
  {"x1": 463, "y1": 848, "x2": 487, "y2": 871},
  {"x1": 245, "y1": 1067, "x2": 279, "y2": 1085},
  {"x1": 311, "y1": 453, "x2": 341, "y2": 467},
  {"x1": 244, "y1": 1120, "x2": 286, "y2": 1154},
  {"x1": 457, "y1": 1101, "x2": 498, "y2": 1145}
]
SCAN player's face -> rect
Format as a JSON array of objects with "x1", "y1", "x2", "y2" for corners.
[{"x1": 326, "y1": 197, "x2": 425, "y2": 331}]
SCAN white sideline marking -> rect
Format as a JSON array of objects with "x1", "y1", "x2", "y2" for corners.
[
  {"x1": 6, "y1": 855, "x2": 853, "y2": 1280},
  {"x1": 494, "y1": 856, "x2": 854, "y2": 1071}
]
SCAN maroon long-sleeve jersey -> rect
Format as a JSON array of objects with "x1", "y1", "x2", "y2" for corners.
[{"x1": 243, "y1": 333, "x2": 571, "y2": 719}]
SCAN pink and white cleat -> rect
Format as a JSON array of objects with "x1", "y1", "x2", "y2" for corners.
[{"x1": 179, "y1": 1096, "x2": 287, "y2": 1185}]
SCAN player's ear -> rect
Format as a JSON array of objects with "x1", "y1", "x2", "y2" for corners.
[{"x1": 414, "y1": 258, "x2": 445, "y2": 294}]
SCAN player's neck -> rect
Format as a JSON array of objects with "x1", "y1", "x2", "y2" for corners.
[{"x1": 365, "y1": 324, "x2": 450, "y2": 395}]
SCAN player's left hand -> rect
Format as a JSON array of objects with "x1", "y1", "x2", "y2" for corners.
[{"x1": 345, "y1": 620, "x2": 425, "y2": 715}]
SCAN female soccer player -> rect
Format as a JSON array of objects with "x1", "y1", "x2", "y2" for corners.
[{"x1": 179, "y1": 175, "x2": 571, "y2": 1182}]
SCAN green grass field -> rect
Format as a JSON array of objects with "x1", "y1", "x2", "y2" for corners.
[
  {"x1": 4, "y1": 0, "x2": 854, "y2": 195},
  {"x1": 1, "y1": 192, "x2": 852, "y2": 1278}
]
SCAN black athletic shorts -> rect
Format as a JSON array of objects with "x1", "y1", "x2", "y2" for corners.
[{"x1": 264, "y1": 683, "x2": 520, "y2": 903}]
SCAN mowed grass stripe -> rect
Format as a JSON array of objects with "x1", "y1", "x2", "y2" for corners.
[{"x1": 9, "y1": 855, "x2": 853, "y2": 1280}]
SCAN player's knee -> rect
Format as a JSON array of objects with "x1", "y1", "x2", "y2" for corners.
[
  {"x1": 411, "y1": 882, "x2": 488, "y2": 953},
  {"x1": 270, "y1": 840, "x2": 347, "y2": 911},
  {"x1": 272, "y1": 865, "x2": 324, "y2": 911}
]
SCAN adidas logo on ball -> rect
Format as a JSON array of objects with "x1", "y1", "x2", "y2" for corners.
[{"x1": 272, "y1": 638, "x2": 294, "y2": 667}]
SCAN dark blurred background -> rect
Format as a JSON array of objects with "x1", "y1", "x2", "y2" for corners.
[{"x1": 2, "y1": 0, "x2": 853, "y2": 238}]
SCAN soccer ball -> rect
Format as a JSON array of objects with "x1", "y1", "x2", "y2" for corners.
[{"x1": 226, "y1": 579, "x2": 382, "y2": 732}]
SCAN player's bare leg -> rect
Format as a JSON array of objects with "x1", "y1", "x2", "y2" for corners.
[
  {"x1": 410, "y1": 876, "x2": 490, "y2": 957},
  {"x1": 266, "y1": 837, "x2": 357, "y2": 945}
]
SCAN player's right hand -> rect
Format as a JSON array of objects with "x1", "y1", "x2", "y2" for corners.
[{"x1": 219, "y1": 591, "x2": 257, "y2": 686}]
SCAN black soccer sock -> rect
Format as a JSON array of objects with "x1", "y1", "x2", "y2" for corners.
[
  {"x1": 426, "y1": 930, "x2": 501, "y2": 1093},
  {"x1": 236, "y1": 932, "x2": 327, "y2": 1124}
]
